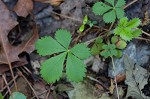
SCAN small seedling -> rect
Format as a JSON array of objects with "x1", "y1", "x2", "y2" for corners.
[
  {"x1": 91, "y1": 38, "x2": 104, "y2": 55},
  {"x1": 35, "y1": 29, "x2": 91, "y2": 83},
  {"x1": 114, "y1": 17, "x2": 142, "y2": 41},
  {"x1": 92, "y1": 0, "x2": 125, "y2": 23},
  {"x1": 79, "y1": 15, "x2": 97, "y2": 32}
]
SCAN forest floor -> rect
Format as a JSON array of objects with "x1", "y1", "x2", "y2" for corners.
[{"x1": 0, "y1": 0, "x2": 150, "y2": 99}]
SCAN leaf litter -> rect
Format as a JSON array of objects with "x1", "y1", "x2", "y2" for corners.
[{"x1": 0, "y1": 0, "x2": 150, "y2": 99}]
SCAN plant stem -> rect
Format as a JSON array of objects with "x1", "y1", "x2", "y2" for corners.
[{"x1": 111, "y1": 57, "x2": 120, "y2": 99}]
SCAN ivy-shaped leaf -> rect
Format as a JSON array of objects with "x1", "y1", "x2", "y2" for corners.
[
  {"x1": 92, "y1": 0, "x2": 125, "y2": 23},
  {"x1": 114, "y1": 17, "x2": 142, "y2": 41},
  {"x1": 35, "y1": 29, "x2": 91, "y2": 83}
]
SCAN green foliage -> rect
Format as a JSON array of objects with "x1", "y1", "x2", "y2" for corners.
[
  {"x1": 92, "y1": 0, "x2": 125, "y2": 23},
  {"x1": 9, "y1": 92, "x2": 26, "y2": 99},
  {"x1": 91, "y1": 38, "x2": 104, "y2": 55},
  {"x1": 114, "y1": 17, "x2": 142, "y2": 41},
  {"x1": 35, "y1": 29, "x2": 91, "y2": 83},
  {"x1": 0, "y1": 93, "x2": 3, "y2": 99},
  {"x1": 100, "y1": 44, "x2": 118, "y2": 58},
  {"x1": 111, "y1": 36, "x2": 127, "y2": 49},
  {"x1": 79, "y1": 15, "x2": 97, "y2": 32}
]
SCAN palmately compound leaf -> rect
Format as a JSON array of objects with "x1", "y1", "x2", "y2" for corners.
[
  {"x1": 92, "y1": 2, "x2": 112, "y2": 15},
  {"x1": 55, "y1": 29, "x2": 71, "y2": 49},
  {"x1": 9, "y1": 92, "x2": 26, "y2": 99},
  {"x1": 100, "y1": 44, "x2": 117, "y2": 58},
  {"x1": 114, "y1": 17, "x2": 142, "y2": 41},
  {"x1": 35, "y1": 29, "x2": 91, "y2": 83},
  {"x1": 35, "y1": 36, "x2": 66, "y2": 56},
  {"x1": 40, "y1": 52, "x2": 67, "y2": 83},
  {"x1": 70, "y1": 43, "x2": 91, "y2": 60},
  {"x1": 92, "y1": 0, "x2": 125, "y2": 23},
  {"x1": 66, "y1": 53, "x2": 86, "y2": 82}
]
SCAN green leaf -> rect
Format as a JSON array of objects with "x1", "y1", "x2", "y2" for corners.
[
  {"x1": 55, "y1": 29, "x2": 72, "y2": 49},
  {"x1": 116, "y1": 50, "x2": 122, "y2": 58},
  {"x1": 91, "y1": 38, "x2": 104, "y2": 55},
  {"x1": 9, "y1": 92, "x2": 26, "y2": 99},
  {"x1": 83, "y1": 15, "x2": 88, "y2": 24},
  {"x1": 35, "y1": 36, "x2": 66, "y2": 56},
  {"x1": 103, "y1": 10, "x2": 116, "y2": 23},
  {"x1": 119, "y1": 17, "x2": 128, "y2": 27},
  {"x1": 40, "y1": 52, "x2": 67, "y2": 83},
  {"x1": 79, "y1": 24, "x2": 85, "y2": 32},
  {"x1": 111, "y1": 36, "x2": 119, "y2": 44},
  {"x1": 105, "y1": 0, "x2": 114, "y2": 6},
  {"x1": 127, "y1": 18, "x2": 141, "y2": 28},
  {"x1": 114, "y1": 17, "x2": 142, "y2": 41},
  {"x1": 132, "y1": 29, "x2": 142, "y2": 38},
  {"x1": 92, "y1": 2, "x2": 112, "y2": 15},
  {"x1": 115, "y1": 0, "x2": 126, "y2": 7},
  {"x1": 100, "y1": 44, "x2": 117, "y2": 58},
  {"x1": 0, "y1": 93, "x2": 3, "y2": 99},
  {"x1": 36, "y1": 29, "x2": 91, "y2": 83},
  {"x1": 116, "y1": 8, "x2": 124, "y2": 19},
  {"x1": 92, "y1": 0, "x2": 125, "y2": 23},
  {"x1": 116, "y1": 40, "x2": 127, "y2": 49},
  {"x1": 70, "y1": 43, "x2": 91, "y2": 60},
  {"x1": 66, "y1": 53, "x2": 86, "y2": 82}
]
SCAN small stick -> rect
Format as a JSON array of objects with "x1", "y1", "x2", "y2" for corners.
[
  {"x1": 17, "y1": 69, "x2": 39, "y2": 99},
  {"x1": 87, "y1": 76, "x2": 109, "y2": 91},
  {"x1": 0, "y1": 75, "x2": 18, "y2": 92},
  {"x1": 2, "y1": 75, "x2": 11, "y2": 95},
  {"x1": 123, "y1": 0, "x2": 138, "y2": 9}
]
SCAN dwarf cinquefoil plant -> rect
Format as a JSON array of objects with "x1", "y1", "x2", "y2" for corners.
[
  {"x1": 114, "y1": 17, "x2": 142, "y2": 41},
  {"x1": 35, "y1": 29, "x2": 91, "y2": 83},
  {"x1": 92, "y1": 0, "x2": 125, "y2": 23}
]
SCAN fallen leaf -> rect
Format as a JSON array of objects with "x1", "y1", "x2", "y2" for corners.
[
  {"x1": 124, "y1": 55, "x2": 149, "y2": 99},
  {"x1": 115, "y1": 73, "x2": 126, "y2": 83},
  {"x1": 34, "y1": 0, "x2": 64, "y2": 6},
  {"x1": 0, "y1": 0, "x2": 39, "y2": 69},
  {"x1": 13, "y1": 0, "x2": 33, "y2": 17}
]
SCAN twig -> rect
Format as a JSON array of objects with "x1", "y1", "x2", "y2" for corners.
[
  {"x1": 142, "y1": 30, "x2": 150, "y2": 37},
  {"x1": 17, "y1": 69, "x2": 39, "y2": 99},
  {"x1": 87, "y1": 76, "x2": 109, "y2": 91},
  {"x1": 45, "y1": 89, "x2": 51, "y2": 99},
  {"x1": 2, "y1": 75, "x2": 11, "y2": 95},
  {"x1": 111, "y1": 57, "x2": 120, "y2": 99},
  {"x1": 123, "y1": 0, "x2": 138, "y2": 9},
  {"x1": 1, "y1": 34, "x2": 17, "y2": 90},
  {"x1": 136, "y1": 37, "x2": 150, "y2": 42},
  {"x1": 0, "y1": 75, "x2": 18, "y2": 92}
]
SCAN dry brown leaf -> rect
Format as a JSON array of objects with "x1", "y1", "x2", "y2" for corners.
[
  {"x1": 116, "y1": 73, "x2": 126, "y2": 83},
  {"x1": 0, "y1": 0, "x2": 39, "y2": 65},
  {"x1": 13, "y1": 0, "x2": 33, "y2": 17},
  {"x1": 34, "y1": 0, "x2": 64, "y2": 6}
]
